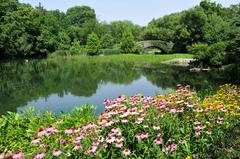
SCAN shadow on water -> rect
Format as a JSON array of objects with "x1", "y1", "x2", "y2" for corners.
[{"x1": 0, "y1": 57, "x2": 239, "y2": 115}]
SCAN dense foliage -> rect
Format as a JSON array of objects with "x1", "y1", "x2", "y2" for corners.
[
  {"x1": 0, "y1": 1, "x2": 142, "y2": 57},
  {"x1": 0, "y1": 84, "x2": 239, "y2": 158},
  {"x1": 144, "y1": 0, "x2": 240, "y2": 66},
  {"x1": 0, "y1": 0, "x2": 239, "y2": 66}
]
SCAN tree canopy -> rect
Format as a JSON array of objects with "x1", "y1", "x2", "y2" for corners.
[{"x1": 0, "y1": 0, "x2": 239, "y2": 66}]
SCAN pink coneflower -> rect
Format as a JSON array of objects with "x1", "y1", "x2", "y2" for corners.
[
  {"x1": 170, "y1": 108, "x2": 177, "y2": 113},
  {"x1": 52, "y1": 150, "x2": 62, "y2": 157},
  {"x1": 111, "y1": 128, "x2": 120, "y2": 134},
  {"x1": 87, "y1": 146, "x2": 97, "y2": 153},
  {"x1": 121, "y1": 119, "x2": 128, "y2": 123},
  {"x1": 73, "y1": 145, "x2": 82, "y2": 151},
  {"x1": 199, "y1": 125, "x2": 205, "y2": 130},
  {"x1": 12, "y1": 152, "x2": 24, "y2": 159},
  {"x1": 105, "y1": 121, "x2": 114, "y2": 127},
  {"x1": 217, "y1": 120, "x2": 222, "y2": 124},
  {"x1": 206, "y1": 130, "x2": 213, "y2": 135},
  {"x1": 195, "y1": 131, "x2": 201, "y2": 136},
  {"x1": 143, "y1": 125, "x2": 149, "y2": 128},
  {"x1": 177, "y1": 84, "x2": 182, "y2": 87},
  {"x1": 99, "y1": 119, "x2": 108, "y2": 125},
  {"x1": 116, "y1": 137, "x2": 124, "y2": 142},
  {"x1": 120, "y1": 111, "x2": 130, "y2": 118},
  {"x1": 106, "y1": 136, "x2": 115, "y2": 143},
  {"x1": 157, "y1": 105, "x2": 166, "y2": 109},
  {"x1": 137, "y1": 117, "x2": 144, "y2": 122},
  {"x1": 33, "y1": 152, "x2": 45, "y2": 159},
  {"x1": 154, "y1": 138, "x2": 163, "y2": 145},
  {"x1": 40, "y1": 143, "x2": 46, "y2": 148},
  {"x1": 115, "y1": 141, "x2": 123, "y2": 148},
  {"x1": 98, "y1": 136, "x2": 104, "y2": 142},
  {"x1": 123, "y1": 149, "x2": 131, "y2": 156},
  {"x1": 135, "y1": 134, "x2": 142, "y2": 140},
  {"x1": 93, "y1": 141, "x2": 100, "y2": 146},
  {"x1": 153, "y1": 126, "x2": 160, "y2": 130},
  {"x1": 187, "y1": 103, "x2": 195, "y2": 108},
  {"x1": 194, "y1": 108, "x2": 203, "y2": 113},
  {"x1": 140, "y1": 133, "x2": 149, "y2": 139},
  {"x1": 65, "y1": 128, "x2": 73, "y2": 135},
  {"x1": 103, "y1": 144, "x2": 108, "y2": 148},
  {"x1": 194, "y1": 121, "x2": 201, "y2": 125},
  {"x1": 75, "y1": 134, "x2": 84, "y2": 141},
  {"x1": 166, "y1": 144, "x2": 177, "y2": 152},
  {"x1": 31, "y1": 138, "x2": 40, "y2": 144},
  {"x1": 177, "y1": 108, "x2": 184, "y2": 112},
  {"x1": 37, "y1": 128, "x2": 46, "y2": 137},
  {"x1": 221, "y1": 107, "x2": 227, "y2": 112}
]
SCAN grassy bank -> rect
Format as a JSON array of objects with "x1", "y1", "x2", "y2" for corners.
[
  {"x1": 0, "y1": 84, "x2": 239, "y2": 159},
  {"x1": 50, "y1": 54, "x2": 193, "y2": 66}
]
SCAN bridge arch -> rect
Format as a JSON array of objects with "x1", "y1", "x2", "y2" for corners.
[{"x1": 138, "y1": 40, "x2": 173, "y2": 54}]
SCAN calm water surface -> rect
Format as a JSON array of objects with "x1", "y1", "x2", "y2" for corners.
[{"x1": 0, "y1": 57, "x2": 239, "y2": 115}]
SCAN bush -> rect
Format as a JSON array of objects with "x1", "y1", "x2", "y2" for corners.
[
  {"x1": 208, "y1": 41, "x2": 228, "y2": 66},
  {"x1": 70, "y1": 40, "x2": 85, "y2": 55},
  {"x1": 188, "y1": 41, "x2": 228, "y2": 66},
  {"x1": 86, "y1": 33, "x2": 101, "y2": 56},
  {"x1": 188, "y1": 43, "x2": 209, "y2": 62}
]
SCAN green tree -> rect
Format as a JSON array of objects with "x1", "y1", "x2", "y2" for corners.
[
  {"x1": 200, "y1": 0, "x2": 222, "y2": 15},
  {"x1": 58, "y1": 32, "x2": 71, "y2": 50},
  {"x1": 66, "y1": 6, "x2": 96, "y2": 26},
  {"x1": 36, "y1": 28, "x2": 58, "y2": 55},
  {"x1": 86, "y1": 33, "x2": 101, "y2": 56},
  {"x1": 0, "y1": 5, "x2": 34, "y2": 56},
  {"x1": 108, "y1": 21, "x2": 142, "y2": 44},
  {"x1": 0, "y1": 0, "x2": 18, "y2": 21},
  {"x1": 203, "y1": 14, "x2": 231, "y2": 44},
  {"x1": 181, "y1": 7, "x2": 207, "y2": 44},
  {"x1": 101, "y1": 34, "x2": 114, "y2": 49},
  {"x1": 121, "y1": 30, "x2": 138, "y2": 54},
  {"x1": 70, "y1": 40, "x2": 83, "y2": 55},
  {"x1": 188, "y1": 41, "x2": 228, "y2": 66}
]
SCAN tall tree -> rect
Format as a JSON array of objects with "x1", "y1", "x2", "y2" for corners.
[
  {"x1": 86, "y1": 33, "x2": 101, "y2": 55},
  {"x1": 120, "y1": 30, "x2": 136, "y2": 53},
  {"x1": 66, "y1": 6, "x2": 96, "y2": 26}
]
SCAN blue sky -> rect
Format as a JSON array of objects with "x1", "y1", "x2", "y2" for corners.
[{"x1": 19, "y1": 0, "x2": 239, "y2": 26}]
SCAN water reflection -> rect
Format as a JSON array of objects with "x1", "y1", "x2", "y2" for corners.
[{"x1": 0, "y1": 58, "x2": 238, "y2": 115}]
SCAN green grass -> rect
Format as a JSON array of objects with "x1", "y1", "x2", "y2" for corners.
[{"x1": 50, "y1": 54, "x2": 193, "y2": 66}]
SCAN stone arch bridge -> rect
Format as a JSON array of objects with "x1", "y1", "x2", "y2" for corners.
[{"x1": 138, "y1": 40, "x2": 173, "y2": 54}]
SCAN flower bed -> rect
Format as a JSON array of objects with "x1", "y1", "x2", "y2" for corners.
[{"x1": 1, "y1": 84, "x2": 239, "y2": 159}]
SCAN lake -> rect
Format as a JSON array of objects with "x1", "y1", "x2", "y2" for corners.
[{"x1": 0, "y1": 57, "x2": 239, "y2": 115}]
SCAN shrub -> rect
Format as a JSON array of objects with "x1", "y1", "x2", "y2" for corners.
[
  {"x1": 188, "y1": 41, "x2": 229, "y2": 66},
  {"x1": 70, "y1": 40, "x2": 84, "y2": 55},
  {"x1": 187, "y1": 43, "x2": 209, "y2": 62},
  {"x1": 86, "y1": 33, "x2": 101, "y2": 56},
  {"x1": 208, "y1": 41, "x2": 228, "y2": 66}
]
